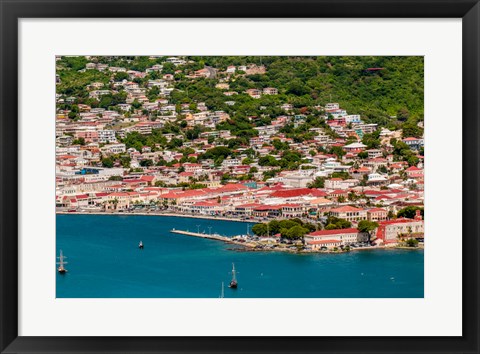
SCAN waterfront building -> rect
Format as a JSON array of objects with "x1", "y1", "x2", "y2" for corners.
[
  {"x1": 375, "y1": 212, "x2": 424, "y2": 244},
  {"x1": 280, "y1": 204, "x2": 304, "y2": 218},
  {"x1": 304, "y1": 228, "x2": 368, "y2": 250}
]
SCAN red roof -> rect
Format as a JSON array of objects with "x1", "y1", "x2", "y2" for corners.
[
  {"x1": 368, "y1": 208, "x2": 387, "y2": 213},
  {"x1": 235, "y1": 203, "x2": 263, "y2": 209},
  {"x1": 375, "y1": 195, "x2": 393, "y2": 200},
  {"x1": 218, "y1": 183, "x2": 248, "y2": 192},
  {"x1": 357, "y1": 167, "x2": 371, "y2": 172},
  {"x1": 308, "y1": 228, "x2": 359, "y2": 236},
  {"x1": 330, "y1": 189, "x2": 348, "y2": 195},
  {"x1": 330, "y1": 206, "x2": 363, "y2": 213},
  {"x1": 307, "y1": 239, "x2": 341, "y2": 245},
  {"x1": 254, "y1": 205, "x2": 283, "y2": 211},
  {"x1": 388, "y1": 189, "x2": 404, "y2": 193},
  {"x1": 378, "y1": 218, "x2": 422, "y2": 226},
  {"x1": 140, "y1": 175, "x2": 155, "y2": 182},
  {"x1": 256, "y1": 184, "x2": 286, "y2": 193},
  {"x1": 180, "y1": 190, "x2": 208, "y2": 198},
  {"x1": 270, "y1": 188, "x2": 327, "y2": 198},
  {"x1": 95, "y1": 192, "x2": 110, "y2": 197}
]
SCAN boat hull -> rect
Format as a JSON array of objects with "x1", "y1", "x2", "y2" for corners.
[{"x1": 229, "y1": 281, "x2": 237, "y2": 289}]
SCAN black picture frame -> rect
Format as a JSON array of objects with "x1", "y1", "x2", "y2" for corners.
[{"x1": 1, "y1": 1, "x2": 478, "y2": 353}]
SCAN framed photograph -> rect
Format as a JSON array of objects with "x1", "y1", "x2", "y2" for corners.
[{"x1": 1, "y1": 0, "x2": 478, "y2": 353}]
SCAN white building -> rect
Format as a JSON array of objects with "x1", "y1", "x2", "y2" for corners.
[
  {"x1": 100, "y1": 143, "x2": 126, "y2": 155},
  {"x1": 325, "y1": 103, "x2": 340, "y2": 110},
  {"x1": 98, "y1": 130, "x2": 117, "y2": 144}
]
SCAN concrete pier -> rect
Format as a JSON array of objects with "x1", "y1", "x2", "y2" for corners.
[
  {"x1": 170, "y1": 229, "x2": 232, "y2": 242},
  {"x1": 169, "y1": 229, "x2": 261, "y2": 249}
]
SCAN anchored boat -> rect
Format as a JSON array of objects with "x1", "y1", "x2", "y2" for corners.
[
  {"x1": 229, "y1": 263, "x2": 238, "y2": 289},
  {"x1": 57, "y1": 250, "x2": 68, "y2": 274}
]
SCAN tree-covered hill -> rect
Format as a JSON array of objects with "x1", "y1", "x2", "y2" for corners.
[
  {"x1": 191, "y1": 56, "x2": 423, "y2": 123},
  {"x1": 56, "y1": 55, "x2": 423, "y2": 129}
]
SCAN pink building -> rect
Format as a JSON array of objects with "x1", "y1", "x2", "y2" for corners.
[
  {"x1": 329, "y1": 205, "x2": 367, "y2": 222},
  {"x1": 367, "y1": 208, "x2": 388, "y2": 221},
  {"x1": 75, "y1": 131, "x2": 99, "y2": 143},
  {"x1": 405, "y1": 166, "x2": 424, "y2": 179}
]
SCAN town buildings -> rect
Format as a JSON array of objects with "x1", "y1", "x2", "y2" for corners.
[{"x1": 56, "y1": 56, "x2": 424, "y2": 249}]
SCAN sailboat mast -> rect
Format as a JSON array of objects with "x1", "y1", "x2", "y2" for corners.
[
  {"x1": 57, "y1": 249, "x2": 68, "y2": 272},
  {"x1": 232, "y1": 263, "x2": 236, "y2": 282}
]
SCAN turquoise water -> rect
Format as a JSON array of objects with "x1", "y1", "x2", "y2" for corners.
[{"x1": 56, "y1": 214, "x2": 424, "y2": 298}]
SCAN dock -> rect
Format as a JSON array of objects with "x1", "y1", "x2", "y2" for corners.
[
  {"x1": 169, "y1": 229, "x2": 259, "y2": 248},
  {"x1": 170, "y1": 229, "x2": 232, "y2": 242}
]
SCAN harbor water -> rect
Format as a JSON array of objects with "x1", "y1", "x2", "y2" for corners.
[{"x1": 56, "y1": 214, "x2": 424, "y2": 298}]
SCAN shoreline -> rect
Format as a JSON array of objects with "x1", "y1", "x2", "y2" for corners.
[
  {"x1": 56, "y1": 210, "x2": 255, "y2": 223},
  {"x1": 168, "y1": 229, "x2": 423, "y2": 254},
  {"x1": 57, "y1": 211, "x2": 424, "y2": 254}
]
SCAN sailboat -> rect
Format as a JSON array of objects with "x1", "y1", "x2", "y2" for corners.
[
  {"x1": 139, "y1": 241, "x2": 144, "y2": 249},
  {"x1": 219, "y1": 282, "x2": 225, "y2": 298},
  {"x1": 57, "y1": 250, "x2": 68, "y2": 274},
  {"x1": 229, "y1": 263, "x2": 238, "y2": 289}
]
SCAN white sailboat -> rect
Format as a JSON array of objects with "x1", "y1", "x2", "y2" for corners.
[
  {"x1": 219, "y1": 282, "x2": 225, "y2": 298},
  {"x1": 57, "y1": 250, "x2": 68, "y2": 273}
]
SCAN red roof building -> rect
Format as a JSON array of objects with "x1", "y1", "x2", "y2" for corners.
[
  {"x1": 375, "y1": 217, "x2": 424, "y2": 243},
  {"x1": 329, "y1": 206, "x2": 367, "y2": 222}
]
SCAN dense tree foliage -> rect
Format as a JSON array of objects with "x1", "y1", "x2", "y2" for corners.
[
  {"x1": 324, "y1": 216, "x2": 352, "y2": 230},
  {"x1": 57, "y1": 56, "x2": 424, "y2": 128},
  {"x1": 307, "y1": 177, "x2": 325, "y2": 188},
  {"x1": 190, "y1": 56, "x2": 423, "y2": 120},
  {"x1": 357, "y1": 220, "x2": 379, "y2": 243},
  {"x1": 405, "y1": 238, "x2": 419, "y2": 247},
  {"x1": 252, "y1": 219, "x2": 318, "y2": 240},
  {"x1": 397, "y1": 206, "x2": 424, "y2": 219}
]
